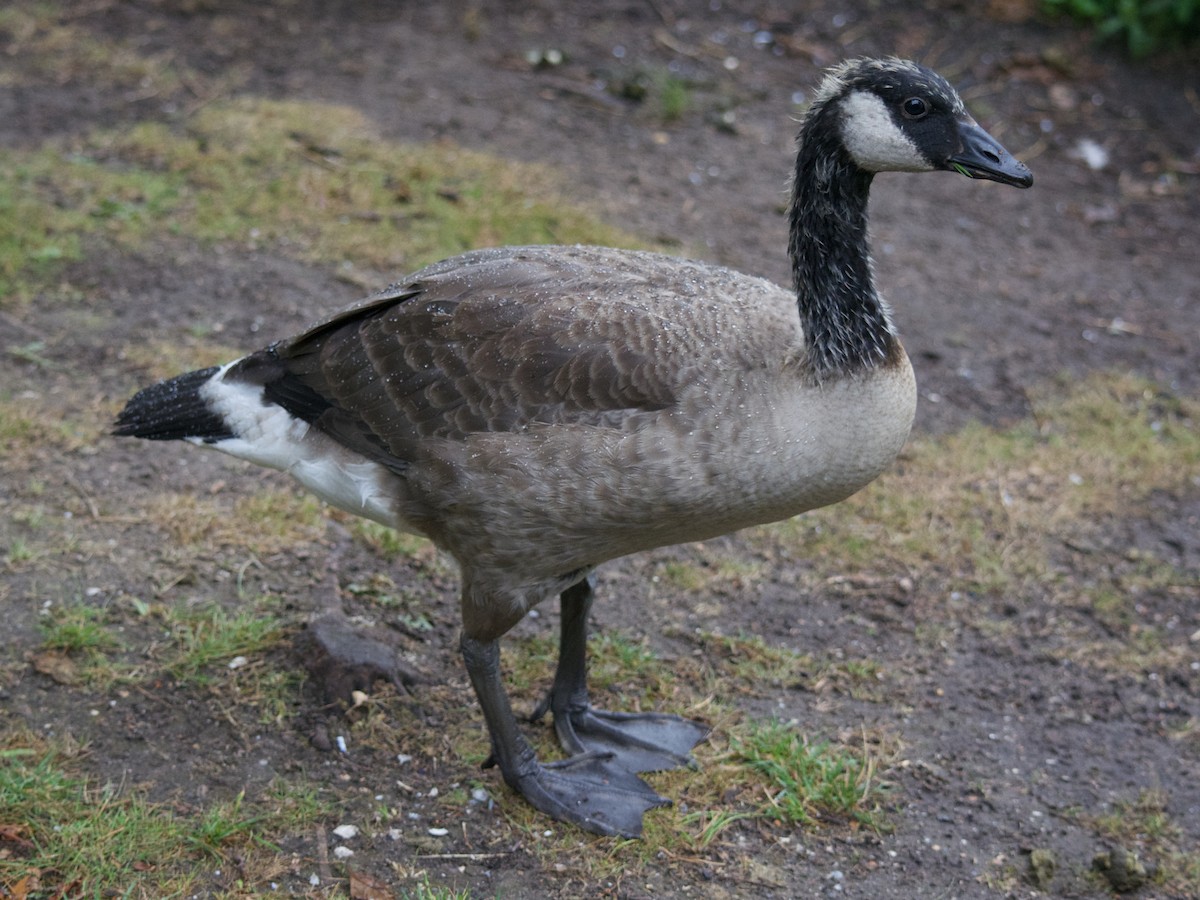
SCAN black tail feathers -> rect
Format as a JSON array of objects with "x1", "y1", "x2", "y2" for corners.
[{"x1": 113, "y1": 366, "x2": 234, "y2": 443}]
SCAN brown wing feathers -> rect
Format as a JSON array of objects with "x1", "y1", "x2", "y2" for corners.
[{"x1": 227, "y1": 257, "x2": 681, "y2": 472}]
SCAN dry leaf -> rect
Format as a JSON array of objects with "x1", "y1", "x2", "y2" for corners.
[
  {"x1": 31, "y1": 651, "x2": 81, "y2": 685},
  {"x1": 349, "y1": 868, "x2": 395, "y2": 900}
]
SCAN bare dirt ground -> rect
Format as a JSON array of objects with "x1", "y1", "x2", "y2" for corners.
[{"x1": 1, "y1": 1, "x2": 1198, "y2": 898}]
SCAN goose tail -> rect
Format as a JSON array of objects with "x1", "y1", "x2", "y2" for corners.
[{"x1": 113, "y1": 366, "x2": 235, "y2": 444}]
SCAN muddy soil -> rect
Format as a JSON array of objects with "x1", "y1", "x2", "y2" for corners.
[{"x1": 1, "y1": 1, "x2": 1198, "y2": 898}]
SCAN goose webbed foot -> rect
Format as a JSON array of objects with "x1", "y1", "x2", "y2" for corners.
[
  {"x1": 535, "y1": 701, "x2": 710, "y2": 773},
  {"x1": 462, "y1": 631, "x2": 669, "y2": 837},
  {"x1": 511, "y1": 750, "x2": 671, "y2": 838},
  {"x1": 534, "y1": 576, "x2": 709, "y2": 772}
]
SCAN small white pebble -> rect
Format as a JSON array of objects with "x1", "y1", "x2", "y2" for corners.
[
  {"x1": 1070, "y1": 138, "x2": 1109, "y2": 171},
  {"x1": 332, "y1": 825, "x2": 359, "y2": 839},
  {"x1": 397, "y1": 754, "x2": 413, "y2": 764},
  {"x1": 332, "y1": 846, "x2": 354, "y2": 860},
  {"x1": 309, "y1": 874, "x2": 320, "y2": 886},
  {"x1": 428, "y1": 827, "x2": 449, "y2": 837},
  {"x1": 335, "y1": 735, "x2": 348, "y2": 753}
]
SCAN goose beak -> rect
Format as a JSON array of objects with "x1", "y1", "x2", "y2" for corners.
[{"x1": 947, "y1": 120, "x2": 1033, "y2": 188}]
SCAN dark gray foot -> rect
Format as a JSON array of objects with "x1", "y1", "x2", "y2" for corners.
[
  {"x1": 536, "y1": 576, "x2": 709, "y2": 773},
  {"x1": 515, "y1": 751, "x2": 671, "y2": 837},
  {"x1": 548, "y1": 706, "x2": 710, "y2": 773},
  {"x1": 462, "y1": 632, "x2": 672, "y2": 837}
]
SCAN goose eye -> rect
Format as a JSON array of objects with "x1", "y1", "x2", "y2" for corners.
[{"x1": 902, "y1": 97, "x2": 928, "y2": 119}]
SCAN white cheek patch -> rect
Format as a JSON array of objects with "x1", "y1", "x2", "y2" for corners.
[{"x1": 840, "y1": 90, "x2": 932, "y2": 173}]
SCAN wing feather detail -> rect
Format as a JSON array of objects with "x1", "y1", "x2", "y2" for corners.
[{"x1": 226, "y1": 248, "x2": 699, "y2": 471}]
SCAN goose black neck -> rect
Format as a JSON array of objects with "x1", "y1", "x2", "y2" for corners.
[{"x1": 788, "y1": 101, "x2": 898, "y2": 379}]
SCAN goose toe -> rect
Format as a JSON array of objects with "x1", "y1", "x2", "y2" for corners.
[{"x1": 515, "y1": 752, "x2": 672, "y2": 838}]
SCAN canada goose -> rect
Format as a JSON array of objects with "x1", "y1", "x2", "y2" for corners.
[{"x1": 114, "y1": 58, "x2": 1031, "y2": 837}]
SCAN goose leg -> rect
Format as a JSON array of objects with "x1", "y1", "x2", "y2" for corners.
[
  {"x1": 460, "y1": 632, "x2": 669, "y2": 837},
  {"x1": 531, "y1": 576, "x2": 709, "y2": 773}
]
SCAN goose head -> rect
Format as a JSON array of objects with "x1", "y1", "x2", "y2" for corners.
[
  {"x1": 824, "y1": 58, "x2": 1033, "y2": 187},
  {"x1": 788, "y1": 58, "x2": 1031, "y2": 378}
]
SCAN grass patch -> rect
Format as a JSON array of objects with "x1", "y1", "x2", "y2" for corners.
[
  {"x1": 38, "y1": 602, "x2": 118, "y2": 657},
  {"x1": 609, "y1": 67, "x2": 694, "y2": 122},
  {"x1": 31, "y1": 600, "x2": 135, "y2": 689},
  {"x1": 1089, "y1": 789, "x2": 1178, "y2": 848},
  {"x1": 692, "y1": 630, "x2": 810, "y2": 687},
  {"x1": 1, "y1": 97, "x2": 641, "y2": 309},
  {"x1": 135, "y1": 487, "x2": 326, "y2": 557},
  {"x1": 398, "y1": 877, "x2": 473, "y2": 900},
  {"x1": 0, "y1": 3, "x2": 187, "y2": 95},
  {"x1": 653, "y1": 71, "x2": 692, "y2": 122},
  {"x1": 689, "y1": 631, "x2": 886, "y2": 701},
  {"x1": 350, "y1": 519, "x2": 436, "y2": 562},
  {"x1": 0, "y1": 141, "x2": 182, "y2": 305},
  {"x1": 159, "y1": 601, "x2": 285, "y2": 686},
  {"x1": 345, "y1": 519, "x2": 457, "y2": 581},
  {"x1": 1073, "y1": 789, "x2": 1200, "y2": 895},
  {"x1": 31, "y1": 595, "x2": 292, "y2": 696},
  {"x1": 0, "y1": 396, "x2": 92, "y2": 456},
  {"x1": 116, "y1": 336, "x2": 247, "y2": 384},
  {"x1": 344, "y1": 571, "x2": 437, "y2": 634},
  {"x1": 734, "y1": 719, "x2": 889, "y2": 828},
  {"x1": 0, "y1": 736, "x2": 328, "y2": 897}
]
